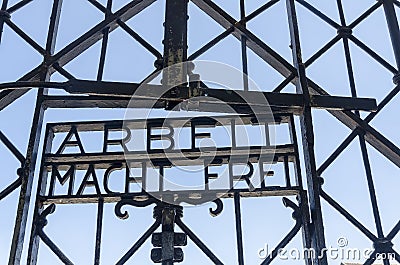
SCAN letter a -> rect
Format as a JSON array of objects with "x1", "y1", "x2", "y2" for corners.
[{"x1": 56, "y1": 126, "x2": 85, "y2": 154}]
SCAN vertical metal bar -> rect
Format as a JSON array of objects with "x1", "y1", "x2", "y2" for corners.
[
  {"x1": 231, "y1": 119, "x2": 237, "y2": 148},
  {"x1": 283, "y1": 156, "x2": 291, "y2": 187},
  {"x1": 162, "y1": 0, "x2": 188, "y2": 87},
  {"x1": 9, "y1": 1, "x2": 63, "y2": 264},
  {"x1": 382, "y1": 0, "x2": 400, "y2": 71},
  {"x1": 159, "y1": 2, "x2": 188, "y2": 263},
  {"x1": 97, "y1": 0, "x2": 112, "y2": 81},
  {"x1": 94, "y1": 197, "x2": 104, "y2": 265},
  {"x1": 285, "y1": 1, "x2": 327, "y2": 264},
  {"x1": 234, "y1": 192, "x2": 244, "y2": 265},
  {"x1": 0, "y1": 0, "x2": 9, "y2": 43},
  {"x1": 159, "y1": 165, "x2": 164, "y2": 192},
  {"x1": 161, "y1": 205, "x2": 177, "y2": 265},
  {"x1": 26, "y1": 126, "x2": 54, "y2": 265},
  {"x1": 240, "y1": 0, "x2": 249, "y2": 91},
  {"x1": 336, "y1": 0, "x2": 358, "y2": 102},
  {"x1": 359, "y1": 134, "x2": 385, "y2": 238},
  {"x1": 288, "y1": 115, "x2": 313, "y2": 265}
]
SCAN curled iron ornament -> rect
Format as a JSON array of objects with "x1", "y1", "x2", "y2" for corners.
[
  {"x1": 177, "y1": 196, "x2": 224, "y2": 217},
  {"x1": 115, "y1": 197, "x2": 158, "y2": 220},
  {"x1": 282, "y1": 197, "x2": 301, "y2": 222},
  {"x1": 209, "y1": 198, "x2": 223, "y2": 217},
  {"x1": 36, "y1": 204, "x2": 56, "y2": 229}
]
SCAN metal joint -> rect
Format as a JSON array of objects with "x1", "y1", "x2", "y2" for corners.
[
  {"x1": 373, "y1": 238, "x2": 393, "y2": 252},
  {"x1": 337, "y1": 27, "x2": 353, "y2": 37},
  {"x1": 392, "y1": 72, "x2": 400, "y2": 85},
  {"x1": 0, "y1": 10, "x2": 11, "y2": 19}
]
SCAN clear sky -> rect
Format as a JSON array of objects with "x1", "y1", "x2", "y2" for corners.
[{"x1": 0, "y1": 0, "x2": 399, "y2": 264}]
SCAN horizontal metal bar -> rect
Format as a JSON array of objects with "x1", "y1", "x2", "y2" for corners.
[
  {"x1": 310, "y1": 95, "x2": 377, "y2": 111},
  {"x1": 40, "y1": 188, "x2": 301, "y2": 204},
  {"x1": 45, "y1": 145, "x2": 293, "y2": 165},
  {"x1": 2, "y1": 79, "x2": 377, "y2": 112}
]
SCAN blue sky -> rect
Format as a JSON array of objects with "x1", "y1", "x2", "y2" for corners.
[{"x1": 0, "y1": 0, "x2": 399, "y2": 264}]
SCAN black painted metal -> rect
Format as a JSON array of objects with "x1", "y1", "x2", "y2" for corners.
[{"x1": 0, "y1": 0, "x2": 398, "y2": 264}]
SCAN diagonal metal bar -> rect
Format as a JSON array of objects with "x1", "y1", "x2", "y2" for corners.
[
  {"x1": 363, "y1": 249, "x2": 378, "y2": 265},
  {"x1": 308, "y1": 80, "x2": 400, "y2": 168},
  {"x1": 317, "y1": 83, "x2": 400, "y2": 175},
  {"x1": 349, "y1": 35, "x2": 397, "y2": 74},
  {"x1": 0, "y1": 0, "x2": 156, "y2": 111},
  {"x1": 116, "y1": 219, "x2": 161, "y2": 265},
  {"x1": 359, "y1": 133, "x2": 385, "y2": 238},
  {"x1": 295, "y1": 0, "x2": 341, "y2": 29},
  {"x1": 0, "y1": 177, "x2": 22, "y2": 201},
  {"x1": 175, "y1": 217, "x2": 224, "y2": 265},
  {"x1": 38, "y1": 231, "x2": 73, "y2": 265},
  {"x1": 348, "y1": 1, "x2": 383, "y2": 29},
  {"x1": 117, "y1": 20, "x2": 162, "y2": 59},
  {"x1": 260, "y1": 216, "x2": 302, "y2": 265},
  {"x1": 304, "y1": 35, "x2": 342, "y2": 68},
  {"x1": 191, "y1": 0, "x2": 400, "y2": 168},
  {"x1": 243, "y1": 0, "x2": 280, "y2": 23},
  {"x1": 272, "y1": 72, "x2": 295, "y2": 92},
  {"x1": 87, "y1": 0, "x2": 109, "y2": 14},
  {"x1": 191, "y1": 0, "x2": 296, "y2": 77},
  {"x1": 321, "y1": 189, "x2": 378, "y2": 241},
  {"x1": 4, "y1": 19, "x2": 46, "y2": 55},
  {"x1": 188, "y1": 27, "x2": 234, "y2": 60},
  {"x1": 189, "y1": 0, "x2": 280, "y2": 62},
  {"x1": 317, "y1": 128, "x2": 359, "y2": 176},
  {"x1": 6, "y1": 0, "x2": 33, "y2": 14},
  {"x1": 52, "y1": 63, "x2": 76, "y2": 80},
  {"x1": 0, "y1": 131, "x2": 25, "y2": 164},
  {"x1": 394, "y1": 249, "x2": 400, "y2": 263},
  {"x1": 387, "y1": 220, "x2": 400, "y2": 240},
  {"x1": 87, "y1": 0, "x2": 162, "y2": 59}
]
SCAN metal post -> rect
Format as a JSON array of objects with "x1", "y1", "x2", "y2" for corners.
[
  {"x1": 162, "y1": 0, "x2": 188, "y2": 89},
  {"x1": 157, "y1": 1, "x2": 188, "y2": 263},
  {"x1": 285, "y1": 0, "x2": 328, "y2": 264},
  {"x1": 152, "y1": 203, "x2": 184, "y2": 265},
  {"x1": 382, "y1": 0, "x2": 400, "y2": 72},
  {"x1": 9, "y1": 1, "x2": 63, "y2": 264}
]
